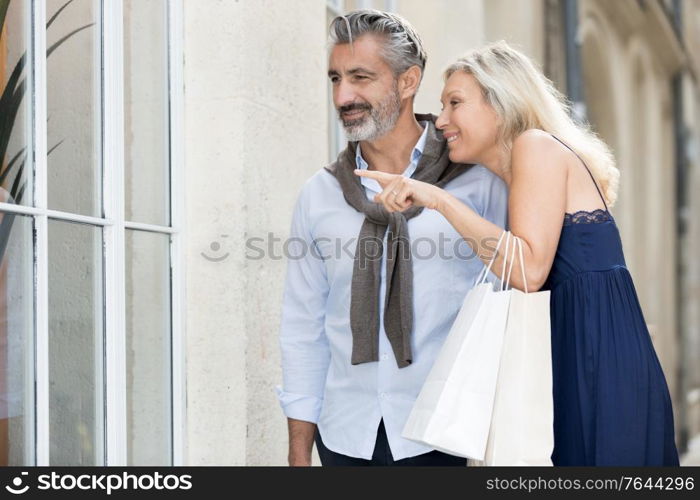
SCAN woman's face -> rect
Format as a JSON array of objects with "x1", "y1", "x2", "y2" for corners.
[{"x1": 436, "y1": 71, "x2": 501, "y2": 165}]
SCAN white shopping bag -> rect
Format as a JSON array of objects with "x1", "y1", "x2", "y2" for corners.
[
  {"x1": 402, "y1": 232, "x2": 516, "y2": 460},
  {"x1": 480, "y1": 236, "x2": 554, "y2": 465}
]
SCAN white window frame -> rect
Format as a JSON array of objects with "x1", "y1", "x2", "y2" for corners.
[{"x1": 0, "y1": 0, "x2": 185, "y2": 466}]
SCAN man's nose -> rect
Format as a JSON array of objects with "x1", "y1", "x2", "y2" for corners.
[{"x1": 334, "y1": 80, "x2": 358, "y2": 108}]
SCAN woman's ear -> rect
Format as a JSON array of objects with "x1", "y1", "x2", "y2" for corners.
[{"x1": 398, "y1": 65, "x2": 421, "y2": 100}]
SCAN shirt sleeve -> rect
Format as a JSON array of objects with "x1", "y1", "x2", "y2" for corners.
[
  {"x1": 475, "y1": 167, "x2": 509, "y2": 286},
  {"x1": 275, "y1": 181, "x2": 331, "y2": 424},
  {"x1": 478, "y1": 166, "x2": 509, "y2": 229}
]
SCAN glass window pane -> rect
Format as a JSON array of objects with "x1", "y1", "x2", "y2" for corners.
[
  {"x1": 1, "y1": 0, "x2": 33, "y2": 207},
  {"x1": 0, "y1": 212, "x2": 34, "y2": 465},
  {"x1": 46, "y1": 0, "x2": 101, "y2": 217},
  {"x1": 48, "y1": 220, "x2": 103, "y2": 465},
  {"x1": 124, "y1": 0, "x2": 170, "y2": 226},
  {"x1": 125, "y1": 229, "x2": 171, "y2": 465}
]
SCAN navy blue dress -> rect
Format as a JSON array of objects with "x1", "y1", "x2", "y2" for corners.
[{"x1": 542, "y1": 137, "x2": 679, "y2": 466}]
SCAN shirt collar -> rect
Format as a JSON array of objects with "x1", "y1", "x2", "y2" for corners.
[{"x1": 355, "y1": 121, "x2": 429, "y2": 193}]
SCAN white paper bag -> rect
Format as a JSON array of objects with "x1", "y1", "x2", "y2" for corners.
[
  {"x1": 402, "y1": 232, "x2": 515, "y2": 459},
  {"x1": 480, "y1": 236, "x2": 554, "y2": 466}
]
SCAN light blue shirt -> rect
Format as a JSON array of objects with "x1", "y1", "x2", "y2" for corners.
[{"x1": 276, "y1": 124, "x2": 509, "y2": 460}]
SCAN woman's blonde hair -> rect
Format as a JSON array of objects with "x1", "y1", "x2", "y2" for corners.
[{"x1": 445, "y1": 40, "x2": 619, "y2": 206}]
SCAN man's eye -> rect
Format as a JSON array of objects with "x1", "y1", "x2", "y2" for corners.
[
  {"x1": 450, "y1": 100, "x2": 460, "y2": 106},
  {"x1": 355, "y1": 75, "x2": 368, "y2": 80},
  {"x1": 330, "y1": 76, "x2": 339, "y2": 83}
]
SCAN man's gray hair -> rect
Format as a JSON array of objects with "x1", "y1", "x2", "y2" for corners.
[{"x1": 329, "y1": 9, "x2": 427, "y2": 83}]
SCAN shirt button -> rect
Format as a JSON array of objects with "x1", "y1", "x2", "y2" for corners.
[
  {"x1": 380, "y1": 392, "x2": 388, "y2": 399},
  {"x1": 381, "y1": 353, "x2": 388, "y2": 360}
]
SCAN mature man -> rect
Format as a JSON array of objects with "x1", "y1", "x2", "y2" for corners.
[{"x1": 276, "y1": 10, "x2": 508, "y2": 466}]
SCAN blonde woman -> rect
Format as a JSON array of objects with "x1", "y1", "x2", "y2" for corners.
[{"x1": 355, "y1": 41, "x2": 679, "y2": 466}]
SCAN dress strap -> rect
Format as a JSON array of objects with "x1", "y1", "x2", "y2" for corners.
[{"x1": 549, "y1": 134, "x2": 608, "y2": 211}]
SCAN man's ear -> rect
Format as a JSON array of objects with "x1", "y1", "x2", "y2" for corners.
[{"x1": 398, "y1": 65, "x2": 421, "y2": 100}]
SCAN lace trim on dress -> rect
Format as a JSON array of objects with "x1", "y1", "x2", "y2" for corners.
[{"x1": 563, "y1": 208, "x2": 612, "y2": 226}]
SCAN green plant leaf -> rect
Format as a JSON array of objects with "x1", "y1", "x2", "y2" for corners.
[
  {"x1": 47, "y1": 22, "x2": 94, "y2": 58},
  {"x1": 0, "y1": 0, "x2": 92, "y2": 264},
  {"x1": 0, "y1": 76, "x2": 25, "y2": 171},
  {"x1": 0, "y1": 210, "x2": 17, "y2": 266},
  {"x1": 47, "y1": 0, "x2": 76, "y2": 30},
  {"x1": 15, "y1": 182, "x2": 24, "y2": 203},
  {"x1": 0, "y1": 52, "x2": 25, "y2": 107},
  {"x1": 0, "y1": 146, "x2": 25, "y2": 185},
  {"x1": 0, "y1": 0, "x2": 10, "y2": 36},
  {"x1": 9, "y1": 151, "x2": 23, "y2": 199},
  {"x1": 1, "y1": 20, "x2": 92, "y2": 170},
  {"x1": 0, "y1": 141, "x2": 62, "y2": 205},
  {"x1": 48, "y1": 140, "x2": 64, "y2": 156}
]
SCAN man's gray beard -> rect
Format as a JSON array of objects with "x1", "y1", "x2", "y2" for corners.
[{"x1": 341, "y1": 89, "x2": 401, "y2": 142}]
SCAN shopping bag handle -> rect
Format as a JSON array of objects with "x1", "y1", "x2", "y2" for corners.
[
  {"x1": 477, "y1": 231, "x2": 530, "y2": 294},
  {"x1": 505, "y1": 236, "x2": 529, "y2": 294},
  {"x1": 502, "y1": 233, "x2": 518, "y2": 292},
  {"x1": 478, "y1": 230, "x2": 508, "y2": 285},
  {"x1": 499, "y1": 232, "x2": 514, "y2": 291},
  {"x1": 518, "y1": 237, "x2": 529, "y2": 293}
]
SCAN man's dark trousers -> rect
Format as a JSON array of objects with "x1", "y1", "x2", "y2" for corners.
[{"x1": 314, "y1": 419, "x2": 467, "y2": 466}]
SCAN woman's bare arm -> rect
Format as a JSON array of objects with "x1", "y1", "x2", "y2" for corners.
[{"x1": 436, "y1": 130, "x2": 568, "y2": 291}]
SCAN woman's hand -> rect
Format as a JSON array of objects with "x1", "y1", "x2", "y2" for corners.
[{"x1": 354, "y1": 169, "x2": 447, "y2": 212}]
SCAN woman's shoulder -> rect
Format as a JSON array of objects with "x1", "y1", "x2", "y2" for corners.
[
  {"x1": 512, "y1": 129, "x2": 565, "y2": 155},
  {"x1": 512, "y1": 129, "x2": 571, "y2": 173}
]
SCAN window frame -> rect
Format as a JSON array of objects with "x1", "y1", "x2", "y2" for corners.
[{"x1": 0, "y1": 0, "x2": 185, "y2": 466}]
